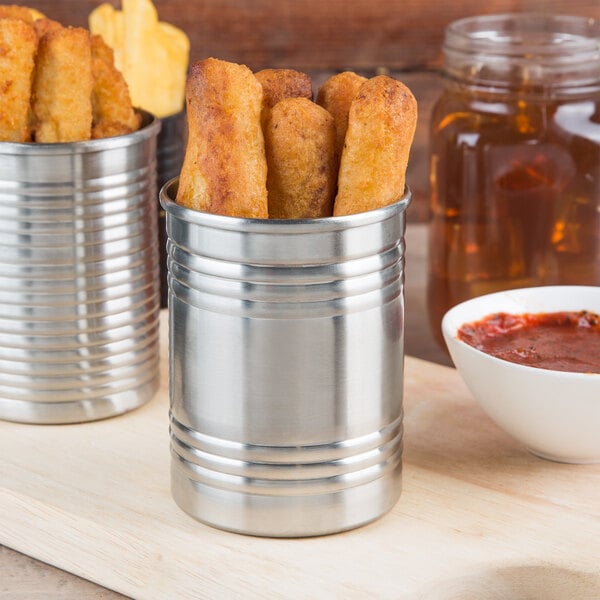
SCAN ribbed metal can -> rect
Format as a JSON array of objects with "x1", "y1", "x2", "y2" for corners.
[
  {"x1": 156, "y1": 110, "x2": 186, "y2": 308},
  {"x1": 0, "y1": 113, "x2": 161, "y2": 424},
  {"x1": 162, "y1": 179, "x2": 410, "y2": 537}
]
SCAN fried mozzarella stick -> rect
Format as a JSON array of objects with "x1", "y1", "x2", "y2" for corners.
[
  {"x1": 91, "y1": 34, "x2": 140, "y2": 139},
  {"x1": 0, "y1": 4, "x2": 44, "y2": 22},
  {"x1": 265, "y1": 97, "x2": 336, "y2": 219},
  {"x1": 32, "y1": 18, "x2": 62, "y2": 41},
  {"x1": 333, "y1": 75, "x2": 417, "y2": 216},
  {"x1": 0, "y1": 18, "x2": 37, "y2": 142},
  {"x1": 176, "y1": 58, "x2": 268, "y2": 218},
  {"x1": 316, "y1": 71, "x2": 366, "y2": 166},
  {"x1": 255, "y1": 68, "x2": 312, "y2": 127},
  {"x1": 32, "y1": 26, "x2": 93, "y2": 142}
]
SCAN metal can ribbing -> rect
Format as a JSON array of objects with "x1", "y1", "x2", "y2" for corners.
[
  {"x1": 162, "y1": 180, "x2": 410, "y2": 537},
  {"x1": 0, "y1": 113, "x2": 161, "y2": 424},
  {"x1": 157, "y1": 110, "x2": 186, "y2": 308}
]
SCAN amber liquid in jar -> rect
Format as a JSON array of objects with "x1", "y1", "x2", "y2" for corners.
[{"x1": 428, "y1": 14, "x2": 600, "y2": 345}]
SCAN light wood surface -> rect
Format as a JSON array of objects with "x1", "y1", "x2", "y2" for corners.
[{"x1": 2, "y1": 230, "x2": 599, "y2": 598}]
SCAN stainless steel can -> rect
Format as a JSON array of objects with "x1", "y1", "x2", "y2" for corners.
[
  {"x1": 0, "y1": 113, "x2": 161, "y2": 425},
  {"x1": 157, "y1": 110, "x2": 187, "y2": 308},
  {"x1": 162, "y1": 180, "x2": 410, "y2": 537}
]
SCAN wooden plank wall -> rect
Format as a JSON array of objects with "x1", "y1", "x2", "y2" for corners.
[{"x1": 27, "y1": 0, "x2": 600, "y2": 221}]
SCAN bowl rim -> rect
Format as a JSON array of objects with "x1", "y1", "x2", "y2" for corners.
[{"x1": 441, "y1": 285, "x2": 600, "y2": 379}]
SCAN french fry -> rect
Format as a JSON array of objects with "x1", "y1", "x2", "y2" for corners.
[
  {"x1": 0, "y1": 17, "x2": 37, "y2": 142},
  {"x1": 32, "y1": 26, "x2": 93, "y2": 143},
  {"x1": 265, "y1": 97, "x2": 336, "y2": 219},
  {"x1": 156, "y1": 20, "x2": 189, "y2": 115},
  {"x1": 316, "y1": 71, "x2": 367, "y2": 167},
  {"x1": 333, "y1": 75, "x2": 417, "y2": 216},
  {"x1": 89, "y1": 0, "x2": 189, "y2": 117},
  {"x1": 91, "y1": 34, "x2": 141, "y2": 139},
  {"x1": 176, "y1": 58, "x2": 268, "y2": 218}
]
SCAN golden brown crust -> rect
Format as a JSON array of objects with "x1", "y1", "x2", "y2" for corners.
[
  {"x1": 91, "y1": 32, "x2": 115, "y2": 65},
  {"x1": 0, "y1": 18, "x2": 37, "y2": 142},
  {"x1": 0, "y1": 4, "x2": 40, "y2": 23},
  {"x1": 255, "y1": 68, "x2": 313, "y2": 131},
  {"x1": 255, "y1": 68, "x2": 313, "y2": 109},
  {"x1": 316, "y1": 71, "x2": 367, "y2": 166},
  {"x1": 91, "y1": 34, "x2": 140, "y2": 139},
  {"x1": 265, "y1": 97, "x2": 336, "y2": 219},
  {"x1": 333, "y1": 75, "x2": 417, "y2": 216},
  {"x1": 176, "y1": 58, "x2": 268, "y2": 218},
  {"x1": 32, "y1": 17, "x2": 62, "y2": 41},
  {"x1": 32, "y1": 26, "x2": 93, "y2": 142}
]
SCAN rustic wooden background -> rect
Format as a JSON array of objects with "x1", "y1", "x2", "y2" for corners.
[{"x1": 30, "y1": 0, "x2": 600, "y2": 222}]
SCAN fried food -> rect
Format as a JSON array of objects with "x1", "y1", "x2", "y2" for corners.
[
  {"x1": 316, "y1": 71, "x2": 367, "y2": 165},
  {"x1": 32, "y1": 17, "x2": 62, "y2": 41},
  {"x1": 0, "y1": 4, "x2": 44, "y2": 23},
  {"x1": 255, "y1": 68, "x2": 312, "y2": 126},
  {"x1": 333, "y1": 75, "x2": 417, "y2": 216},
  {"x1": 32, "y1": 26, "x2": 93, "y2": 143},
  {"x1": 0, "y1": 18, "x2": 37, "y2": 142},
  {"x1": 89, "y1": 0, "x2": 190, "y2": 117},
  {"x1": 0, "y1": 8, "x2": 138, "y2": 143},
  {"x1": 154, "y1": 19, "x2": 189, "y2": 114},
  {"x1": 91, "y1": 34, "x2": 140, "y2": 139},
  {"x1": 265, "y1": 97, "x2": 336, "y2": 219},
  {"x1": 88, "y1": 4, "x2": 124, "y2": 66},
  {"x1": 176, "y1": 58, "x2": 268, "y2": 218}
]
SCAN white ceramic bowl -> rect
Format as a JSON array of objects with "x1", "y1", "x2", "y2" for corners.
[{"x1": 442, "y1": 286, "x2": 600, "y2": 464}]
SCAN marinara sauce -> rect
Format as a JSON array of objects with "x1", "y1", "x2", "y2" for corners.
[
  {"x1": 457, "y1": 310, "x2": 600, "y2": 373},
  {"x1": 428, "y1": 15, "x2": 600, "y2": 347}
]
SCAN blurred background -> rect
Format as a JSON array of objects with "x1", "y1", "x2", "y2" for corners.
[{"x1": 31, "y1": 0, "x2": 600, "y2": 223}]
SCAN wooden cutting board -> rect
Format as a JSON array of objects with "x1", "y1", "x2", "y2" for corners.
[{"x1": 2, "y1": 311, "x2": 600, "y2": 599}]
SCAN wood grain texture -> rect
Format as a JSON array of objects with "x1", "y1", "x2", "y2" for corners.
[
  {"x1": 1, "y1": 310, "x2": 599, "y2": 599},
  {"x1": 23, "y1": 1, "x2": 600, "y2": 223},
  {"x1": 0, "y1": 545, "x2": 129, "y2": 599},
  {"x1": 0, "y1": 223, "x2": 451, "y2": 598},
  {"x1": 26, "y1": 0, "x2": 600, "y2": 70}
]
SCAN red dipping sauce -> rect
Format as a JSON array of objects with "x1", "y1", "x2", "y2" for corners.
[{"x1": 457, "y1": 311, "x2": 600, "y2": 373}]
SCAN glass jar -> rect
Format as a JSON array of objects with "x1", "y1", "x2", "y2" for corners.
[{"x1": 428, "y1": 14, "x2": 600, "y2": 345}]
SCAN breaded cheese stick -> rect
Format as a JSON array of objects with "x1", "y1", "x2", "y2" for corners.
[
  {"x1": 0, "y1": 4, "x2": 44, "y2": 22},
  {"x1": 0, "y1": 18, "x2": 37, "y2": 142},
  {"x1": 91, "y1": 34, "x2": 140, "y2": 139},
  {"x1": 316, "y1": 71, "x2": 367, "y2": 165},
  {"x1": 176, "y1": 58, "x2": 268, "y2": 218},
  {"x1": 32, "y1": 26, "x2": 93, "y2": 142},
  {"x1": 333, "y1": 75, "x2": 417, "y2": 216},
  {"x1": 265, "y1": 97, "x2": 336, "y2": 219},
  {"x1": 255, "y1": 68, "x2": 312, "y2": 127},
  {"x1": 32, "y1": 17, "x2": 62, "y2": 41}
]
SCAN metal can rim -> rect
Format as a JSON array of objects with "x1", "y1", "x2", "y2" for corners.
[
  {"x1": 160, "y1": 177, "x2": 411, "y2": 233},
  {"x1": 0, "y1": 109, "x2": 161, "y2": 156}
]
